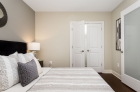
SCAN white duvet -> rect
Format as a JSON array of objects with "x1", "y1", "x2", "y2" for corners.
[{"x1": 3, "y1": 68, "x2": 114, "y2": 92}]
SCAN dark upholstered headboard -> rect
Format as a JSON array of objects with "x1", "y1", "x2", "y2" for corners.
[{"x1": 0, "y1": 40, "x2": 27, "y2": 56}]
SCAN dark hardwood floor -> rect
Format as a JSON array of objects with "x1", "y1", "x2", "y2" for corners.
[{"x1": 99, "y1": 73, "x2": 136, "y2": 92}]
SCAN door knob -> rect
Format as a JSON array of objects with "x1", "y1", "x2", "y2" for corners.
[
  {"x1": 81, "y1": 50, "x2": 84, "y2": 52},
  {"x1": 121, "y1": 51, "x2": 123, "y2": 53},
  {"x1": 87, "y1": 50, "x2": 89, "y2": 52}
]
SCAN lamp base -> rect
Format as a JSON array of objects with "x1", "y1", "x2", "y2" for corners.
[{"x1": 31, "y1": 50, "x2": 37, "y2": 57}]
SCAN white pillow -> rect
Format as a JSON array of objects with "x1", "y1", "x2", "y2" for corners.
[
  {"x1": 18, "y1": 52, "x2": 43, "y2": 75},
  {"x1": 10, "y1": 52, "x2": 18, "y2": 56},
  {"x1": 0, "y1": 56, "x2": 19, "y2": 91},
  {"x1": 18, "y1": 53, "x2": 32, "y2": 63},
  {"x1": 9, "y1": 52, "x2": 19, "y2": 62}
]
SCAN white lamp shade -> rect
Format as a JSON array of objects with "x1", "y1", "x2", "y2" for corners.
[{"x1": 28, "y1": 42, "x2": 40, "y2": 50}]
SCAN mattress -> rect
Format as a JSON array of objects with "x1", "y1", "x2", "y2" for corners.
[{"x1": 27, "y1": 68, "x2": 114, "y2": 92}]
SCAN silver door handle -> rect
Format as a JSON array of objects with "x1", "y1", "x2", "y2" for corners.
[{"x1": 81, "y1": 50, "x2": 84, "y2": 52}]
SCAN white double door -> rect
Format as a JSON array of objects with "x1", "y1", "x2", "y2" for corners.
[{"x1": 71, "y1": 21, "x2": 103, "y2": 72}]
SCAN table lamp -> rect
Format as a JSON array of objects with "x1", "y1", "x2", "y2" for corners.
[{"x1": 28, "y1": 42, "x2": 40, "y2": 56}]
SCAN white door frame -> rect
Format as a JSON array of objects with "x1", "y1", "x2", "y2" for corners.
[
  {"x1": 121, "y1": 1, "x2": 140, "y2": 91},
  {"x1": 70, "y1": 21, "x2": 104, "y2": 73}
]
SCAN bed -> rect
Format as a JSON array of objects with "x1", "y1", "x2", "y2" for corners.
[{"x1": 0, "y1": 40, "x2": 114, "y2": 92}]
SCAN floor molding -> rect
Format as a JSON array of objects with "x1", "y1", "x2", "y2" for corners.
[
  {"x1": 112, "y1": 70, "x2": 121, "y2": 80},
  {"x1": 103, "y1": 70, "x2": 121, "y2": 80}
]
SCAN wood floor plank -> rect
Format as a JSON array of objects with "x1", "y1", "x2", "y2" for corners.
[{"x1": 99, "y1": 73, "x2": 136, "y2": 92}]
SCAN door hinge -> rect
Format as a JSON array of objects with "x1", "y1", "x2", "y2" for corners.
[
  {"x1": 101, "y1": 28, "x2": 102, "y2": 30},
  {"x1": 72, "y1": 46, "x2": 73, "y2": 48},
  {"x1": 101, "y1": 63, "x2": 102, "y2": 66},
  {"x1": 72, "y1": 63, "x2": 73, "y2": 67},
  {"x1": 101, "y1": 46, "x2": 102, "y2": 48}
]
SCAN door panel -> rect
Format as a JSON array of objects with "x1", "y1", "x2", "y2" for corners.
[
  {"x1": 121, "y1": 1, "x2": 140, "y2": 91},
  {"x1": 74, "y1": 54, "x2": 83, "y2": 67},
  {"x1": 72, "y1": 21, "x2": 85, "y2": 67},
  {"x1": 87, "y1": 24, "x2": 102, "y2": 72},
  {"x1": 89, "y1": 27, "x2": 98, "y2": 48},
  {"x1": 89, "y1": 53, "x2": 99, "y2": 67}
]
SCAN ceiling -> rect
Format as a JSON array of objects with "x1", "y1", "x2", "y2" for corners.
[{"x1": 23, "y1": 0, "x2": 123, "y2": 12}]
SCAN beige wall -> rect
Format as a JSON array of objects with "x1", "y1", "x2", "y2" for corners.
[
  {"x1": 35, "y1": 12, "x2": 112, "y2": 70},
  {"x1": 0, "y1": 9, "x2": 3, "y2": 18},
  {"x1": 1, "y1": 0, "x2": 137, "y2": 73},
  {"x1": 111, "y1": 0, "x2": 138, "y2": 74},
  {"x1": 0, "y1": 0, "x2": 35, "y2": 43}
]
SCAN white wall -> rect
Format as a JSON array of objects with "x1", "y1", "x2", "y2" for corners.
[{"x1": 35, "y1": 12, "x2": 112, "y2": 70}]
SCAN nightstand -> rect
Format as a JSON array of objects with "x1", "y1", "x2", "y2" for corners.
[{"x1": 39, "y1": 60, "x2": 43, "y2": 67}]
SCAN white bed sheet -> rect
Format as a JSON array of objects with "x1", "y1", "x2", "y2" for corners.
[
  {"x1": 28, "y1": 68, "x2": 114, "y2": 92},
  {"x1": 2, "y1": 68, "x2": 51, "y2": 92}
]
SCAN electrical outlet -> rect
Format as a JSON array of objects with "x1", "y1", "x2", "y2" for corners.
[
  {"x1": 49, "y1": 61, "x2": 52, "y2": 67},
  {"x1": 117, "y1": 63, "x2": 120, "y2": 67}
]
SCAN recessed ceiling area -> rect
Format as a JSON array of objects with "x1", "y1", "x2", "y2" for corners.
[{"x1": 23, "y1": 0, "x2": 123, "y2": 12}]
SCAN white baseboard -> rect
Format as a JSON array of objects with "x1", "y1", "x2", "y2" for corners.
[
  {"x1": 103, "y1": 70, "x2": 121, "y2": 80},
  {"x1": 112, "y1": 70, "x2": 121, "y2": 80}
]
